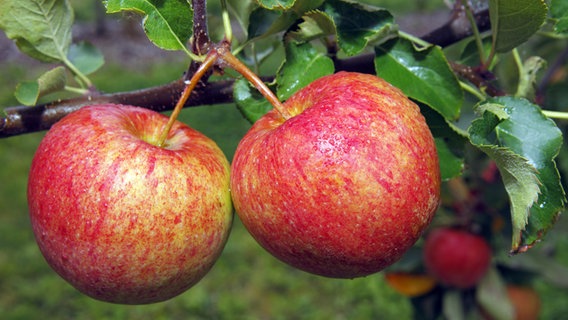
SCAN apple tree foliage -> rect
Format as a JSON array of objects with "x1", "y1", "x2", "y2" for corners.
[{"x1": 0, "y1": 0, "x2": 568, "y2": 317}]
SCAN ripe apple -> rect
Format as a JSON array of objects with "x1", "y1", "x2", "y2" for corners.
[
  {"x1": 27, "y1": 104, "x2": 233, "y2": 304},
  {"x1": 230, "y1": 71, "x2": 441, "y2": 278},
  {"x1": 423, "y1": 227, "x2": 492, "y2": 289}
]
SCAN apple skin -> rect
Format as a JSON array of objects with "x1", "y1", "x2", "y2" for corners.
[
  {"x1": 230, "y1": 71, "x2": 441, "y2": 278},
  {"x1": 27, "y1": 104, "x2": 232, "y2": 304},
  {"x1": 423, "y1": 227, "x2": 492, "y2": 289}
]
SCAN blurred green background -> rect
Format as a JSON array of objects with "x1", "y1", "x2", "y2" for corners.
[{"x1": 1, "y1": 0, "x2": 568, "y2": 319}]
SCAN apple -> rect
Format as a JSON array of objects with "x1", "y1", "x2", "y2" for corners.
[
  {"x1": 423, "y1": 227, "x2": 492, "y2": 289},
  {"x1": 230, "y1": 71, "x2": 441, "y2": 278},
  {"x1": 27, "y1": 104, "x2": 233, "y2": 304},
  {"x1": 506, "y1": 285, "x2": 541, "y2": 320}
]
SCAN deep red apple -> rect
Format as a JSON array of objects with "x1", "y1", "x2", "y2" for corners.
[
  {"x1": 423, "y1": 227, "x2": 492, "y2": 289},
  {"x1": 230, "y1": 71, "x2": 441, "y2": 278},
  {"x1": 27, "y1": 104, "x2": 232, "y2": 304}
]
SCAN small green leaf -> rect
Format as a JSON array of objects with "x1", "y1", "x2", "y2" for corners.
[
  {"x1": 489, "y1": 0, "x2": 548, "y2": 53},
  {"x1": 476, "y1": 103, "x2": 510, "y2": 120},
  {"x1": 551, "y1": 0, "x2": 568, "y2": 34},
  {"x1": 234, "y1": 78, "x2": 274, "y2": 123},
  {"x1": 14, "y1": 82, "x2": 40, "y2": 106},
  {"x1": 247, "y1": 0, "x2": 324, "y2": 41},
  {"x1": 0, "y1": 0, "x2": 73, "y2": 62},
  {"x1": 256, "y1": 0, "x2": 296, "y2": 10},
  {"x1": 15, "y1": 66, "x2": 67, "y2": 106},
  {"x1": 287, "y1": 10, "x2": 336, "y2": 43},
  {"x1": 320, "y1": 0, "x2": 395, "y2": 56},
  {"x1": 515, "y1": 56, "x2": 546, "y2": 100},
  {"x1": 469, "y1": 97, "x2": 566, "y2": 252},
  {"x1": 68, "y1": 42, "x2": 105, "y2": 75},
  {"x1": 375, "y1": 37, "x2": 463, "y2": 121},
  {"x1": 105, "y1": 0, "x2": 193, "y2": 54},
  {"x1": 276, "y1": 41, "x2": 334, "y2": 101}
]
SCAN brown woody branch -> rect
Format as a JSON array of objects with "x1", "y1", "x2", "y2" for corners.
[
  {"x1": 0, "y1": 79, "x2": 235, "y2": 138},
  {"x1": 1, "y1": 7, "x2": 492, "y2": 138}
]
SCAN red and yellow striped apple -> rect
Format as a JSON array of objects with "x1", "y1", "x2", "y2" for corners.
[
  {"x1": 230, "y1": 72, "x2": 441, "y2": 278},
  {"x1": 27, "y1": 104, "x2": 232, "y2": 304}
]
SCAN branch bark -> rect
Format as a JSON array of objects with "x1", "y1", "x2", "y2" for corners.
[
  {"x1": 1, "y1": 79, "x2": 235, "y2": 138},
  {"x1": 1, "y1": 7, "x2": 492, "y2": 138}
]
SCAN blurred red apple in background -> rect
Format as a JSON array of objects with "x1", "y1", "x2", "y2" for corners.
[
  {"x1": 423, "y1": 227, "x2": 492, "y2": 289},
  {"x1": 231, "y1": 72, "x2": 441, "y2": 278},
  {"x1": 27, "y1": 104, "x2": 232, "y2": 304}
]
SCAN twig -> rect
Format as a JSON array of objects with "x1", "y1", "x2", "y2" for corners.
[
  {"x1": 449, "y1": 61, "x2": 505, "y2": 97},
  {"x1": 421, "y1": 8, "x2": 491, "y2": 48}
]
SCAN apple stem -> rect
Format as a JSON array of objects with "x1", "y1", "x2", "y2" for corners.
[
  {"x1": 156, "y1": 51, "x2": 219, "y2": 147},
  {"x1": 215, "y1": 45, "x2": 292, "y2": 120}
]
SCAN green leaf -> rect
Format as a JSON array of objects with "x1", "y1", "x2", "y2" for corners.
[
  {"x1": 105, "y1": 0, "x2": 193, "y2": 54},
  {"x1": 489, "y1": 0, "x2": 548, "y2": 53},
  {"x1": 247, "y1": 7, "x2": 298, "y2": 40},
  {"x1": 515, "y1": 56, "x2": 546, "y2": 100},
  {"x1": 551, "y1": 0, "x2": 568, "y2": 34},
  {"x1": 318, "y1": 0, "x2": 395, "y2": 56},
  {"x1": 15, "y1": 66, "x2": 67, "y2": 106},
  {"x1": 0, "y1": 0, "x2": 73, "y2": 62},
  {"x1": 469, "y1": 112, "x2": 540, "y2": 252},
  {"x1": 420, "y1": 105, "x2": 466, "y2": 180},
  {"x1": 256, "y1": 0, "x2": 296, "y2": 10},
  {"x1": 68, "y1": 42, "x2": 105, "y2": 76},
  {"x1": 375, "y1": 37, "x2": 463, "y2": 121},
  {"x1": 468, "y1": 97, "x2": 566, "y2": 252},
  {"x1": 276, "y1": 41, "x2": 334, "y2": 101},
  {"x1": 234, "y1": 78, "x2": 274, "y2": 123}
]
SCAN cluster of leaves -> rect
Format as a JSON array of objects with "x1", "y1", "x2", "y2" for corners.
[
  {"x1": 0, "y1": 0, "x2": 105, "y2": 105},
  {"x1": 1, "y1": 0, "x2": 568, "y2": 317}
]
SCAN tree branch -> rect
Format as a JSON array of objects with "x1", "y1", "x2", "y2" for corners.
[
  {"x1": 191, "y1": 0, "x2": 210, "y2": 55},
  {"x1": 1, "y1": 80, "x2": 234, "y2": 138},
  {"x1": 1, "y1": 7, "x2": 492, "y2": 138},
  {"x1": 421, "y1": 8, "x2": 491, "y2": 48}
]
